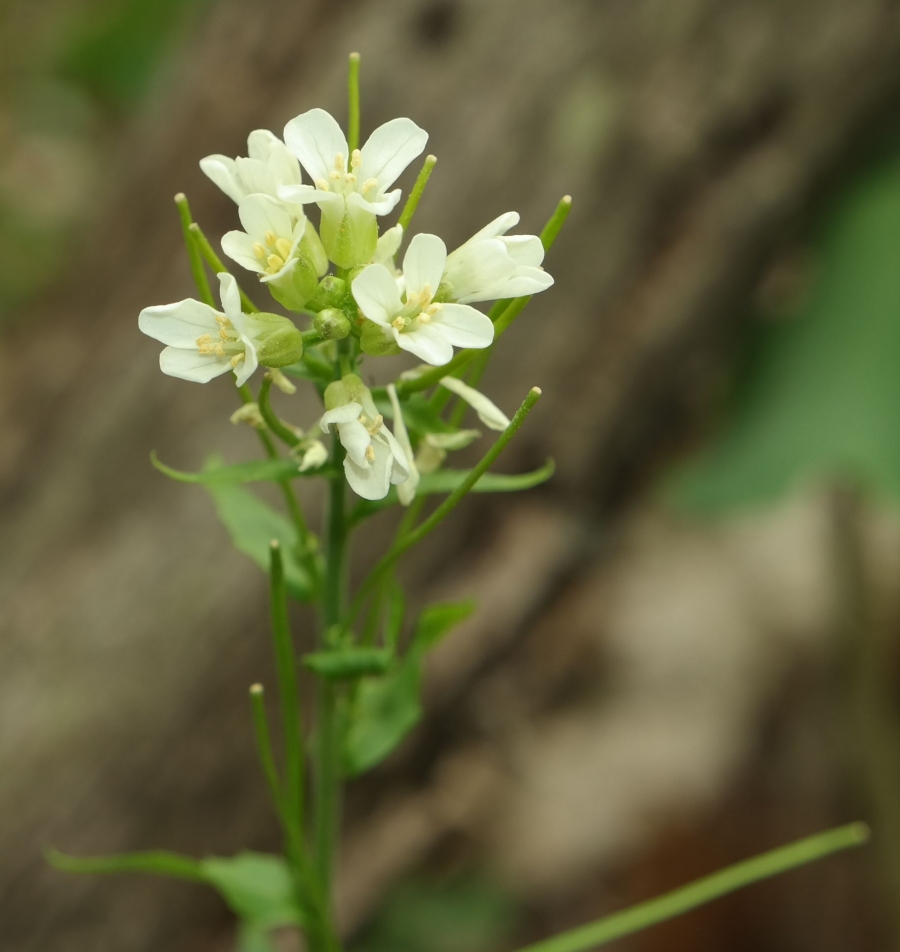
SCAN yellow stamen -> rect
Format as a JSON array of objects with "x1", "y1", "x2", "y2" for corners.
[
  {"x1": 196, "y1": 334, "x2": 212, "y2": 345},
  {"x1": 351, "y1": 149, "x2": 362, "y2": 169},
  {"x1": 267, "y1": 254, "x2": 285, "y2": 273},
  {"x1": 365, "y1": 445, "x2": 375, "y2": 462},
  {"x1": 315, "y1": 178, "x2": 330, "y2": 191},
  {"x1": 361, "y1": 177, "x2": 379, "y2": 195},
  {"x1": 230, "y1": 353, "x2": 245, "y2": 368},
  {"x1": 264, "y1": 230, "x2": 276, "y2": 246},
  {"x1": 253, "y1": 242, "x2": 267, "y2": 260},
  {"x1": 391, "y1": 316, "x2": 407, "y2": 330},
  {"x1": 334, "y1": 152, "x2": 346, "y2": 172},
  {"x1": 275, "y1": 237, "x2": 292, "y2": 259}
]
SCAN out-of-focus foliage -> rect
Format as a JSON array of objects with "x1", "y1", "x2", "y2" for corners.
[
  {"x1": 0, "y1": 0, "x2": 207, "y2": 318},
  {"x1": 671, "y1": 144, "x2": 900, "y2": 512},
  {"x1": 352, "y1": 875, "x2": 518, "y2": 952}
]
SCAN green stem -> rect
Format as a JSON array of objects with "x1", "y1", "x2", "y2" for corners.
[
  {"x1": 347, "y1": 52, "x2": 361, "y2": 154},
  {"x1": 315, "y1": 426, "x2": 348, "y2": 914},
  {"x1": 258, "y1": 376, "x2": 302, "y2": 448},
  {"x1": 513, "y1": 823, "x2": 869, "y2": 952},
  {"x1": 249, "y1": 683, "x2": 286, "y2": 820},
  {"x1": 269, "y1": 542, "x2": 305, "y2": 847},
  {"x1": 397, "y1": 154, "x2": 437, "y2": 232},
  {"x1": 188, "y1": 222, "x2": 260, "y2": 313},
  {"x1": 349, "y1": 386, "x2": 542, "y2": 623},
  {"x1": 174, "y1": 193, "x2": 214, "y2": 307}
]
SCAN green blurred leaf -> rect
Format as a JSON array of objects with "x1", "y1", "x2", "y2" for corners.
[
  {"x1": 671, "y1": 151, "x2": 900, "y2": 512},
  {"x1": 200, "y1": 853, "x2": 303, "y2": 930},
  {"x1": 349, "y1": 459, "x2": 555, "y2": 524},
  {"x1": 303, "y1": 647, "x2": 392, "y2": 680},
  {"x1": 47, "y1": 848, "x2": 204, "y2": 881},
  {"x1": 343, "y1": 658, "x2": 422, "y2": 777},
  {"x1": 412, "y1": 600, "x2": 477, "y2": 653},
  {"x1": 343, "y1": 599, "x2": 475, "y2": 776},
  {"x1": 375, "y1": 393, "x2": 457, "y2": 436},
  {"x1": 204, "y1": 466, "x2": 313, "y2": 601},
  {"x1": 152, "y1": 452, "x2": 321, "y2": 485},
  {"x1": 238, "y1": 924, "x2": 278, "y2": 952}
]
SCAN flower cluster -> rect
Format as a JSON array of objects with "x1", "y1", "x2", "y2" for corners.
[{"x1": 139, "y1": 102, "x2": 554, "y2": 500}]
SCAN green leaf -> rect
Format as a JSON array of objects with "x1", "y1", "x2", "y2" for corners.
[
  {"x1": 200, "y1": 852, "x2": 304, "y2": 930},
  {"x1": 343, "y1": 600, "x2": 476, "y2": 776},
  {"x1": 205, "y1": 473, "x2": 313, "y2": 601},
  {"x1": 344, "y1": 659, "x2": 422, "y2": 777},
  {"x1": 412, "y1": 600, "x2": 477, "y2": 653},
  {"x1": 349, "y1": 459, "x2": 555, "y2": 524},
  {"x1": 375, "y1": 393, "x2": 457, "y2": 436},
  {"x1": 670, "y1": 149, "x2": 900, "y2": 512},
  {"x1": 47, "y1": 848, "x2": 205, "y2": 881},
  {"x1": 152, "y1": 452, "x2": 314, "y2": 485},
  {"x1": 303, "y1": 647, "x2": 393, "y2": 680}
]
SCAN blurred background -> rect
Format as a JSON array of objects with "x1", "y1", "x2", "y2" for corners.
[{"x1": 3, "y1": 0, "x2": 900, "y2": 948}]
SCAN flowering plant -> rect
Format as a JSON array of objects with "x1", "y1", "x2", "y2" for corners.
[{"x1": 49, "y1": 53, "x2": 868, "y2": 952}]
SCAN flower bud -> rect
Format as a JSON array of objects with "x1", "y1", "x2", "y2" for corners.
[
  {"x1": 320, "y1": 202, "x2": 378, "y2": 270},
  {"x1": 314, "y1": 308, "x2": 351, "y2": 340},
  {"x1": 308, "y1": 276, "x2": 348, "y2": 311},
  {"x1": 267, "y1": 255, "x2": 319, "y2": 313},
  {"x1": 248, "y1": 312, "x2": 305, "y2": 367},
  {"x1": 360, "y1": 319, "x2": 401, "y2": 357}
]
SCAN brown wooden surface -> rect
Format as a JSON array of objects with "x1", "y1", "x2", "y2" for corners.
[{"x1": 3, "y1": 0, "x2": 900, "y2": 948}]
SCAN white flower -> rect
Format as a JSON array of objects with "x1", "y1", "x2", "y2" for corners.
[
  {"x1": 221, "y1": 194, "x2": 324, "y2": 309},
  {"x1": 279, "y1": 109, "x2": 427, "y2": 268},
  {"x1": 373, "y1": 224, "x2": 404, "y2": 272},
  {"x1": 387, "y1": 384, "x2": 419, "y2": 506},
  {"x1": 139, "y1": 274, "x2": 260, "y2": 386},
  {"x1": 200, "y1": 130, "x2": 304, "y2": 211},
  {"x1": 296, "y1": 439, "x2": 329, "y2": 473},
  {"x1": 352, "y1": 234, "x2": 494, "y2": 366},
  {"x1": 320, "y1": 375, "x2": 409, "y2": 500},
  {"x1": 443, "y1": 212, "x2": 553, "y2": 304},
  {"x1": 438, "y1": 377, "x2": 510, "y2": 430}
]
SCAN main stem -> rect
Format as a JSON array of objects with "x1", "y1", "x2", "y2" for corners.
[{"x1": 315, "y1": 419, "x2": 347, "y2": 929}]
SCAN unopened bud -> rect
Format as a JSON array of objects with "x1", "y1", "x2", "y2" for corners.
[
  {"x1": 250, "y1": 312, "x2": 304, "y2": 368},
  {"x1": 230, "y1": 403, "x2": 266, "y2": 429},
  {"x1": 314, "y1": 308, "x2": 351, "y2": 340},
  {"x1": 267, "y1": 367, "x2": 297, "y2": 394},
  {"x1": 360, "y1": 319, "x2": 401, "y2": 357},
  {"x1": 308, "y1": 276, "x2": 347, "y2": 311}
]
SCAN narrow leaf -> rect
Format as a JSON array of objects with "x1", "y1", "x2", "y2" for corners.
[
  {"x1": 200, "y1": 852, "x2": 305, "y2": 929},
  {"x1": 152, "y1": 453, "x2": 313, "y2": 485},
  {"x1": 303, "y1": 647, "x2": 393, "y2": 680},
  {"x1": 412, "y1": 600, "x2": 477, "y2": 654},
  {"x1": 47, "y1": 848, "x2": 205, "y2": 881}
]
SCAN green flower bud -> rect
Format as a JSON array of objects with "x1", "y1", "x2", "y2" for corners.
[
  {"x1": 320, "y1": 202, "x2": 378, "y2": 270},
  {"x1": 267, "y1": 255, "x2": 319, "y2": 312},
  {"x1": 308, "y1": 276, "x2": 348, "y2": 311},
  {"x1": 249, "y1": 312, "x2": 304, "y2": 367},
  {"x1": 360, "y1": 319, "x2": 401, "y2": 357},
  {"x1": 314, "y1": 308, "x2": 351, "y2": 340},
  {"x1": 323, "y1": 373, "x2": 371, "y2": 411}
]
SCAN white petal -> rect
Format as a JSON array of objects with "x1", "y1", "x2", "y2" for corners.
[
  {"x1": 374, "y1": 224, "x2": 404, "y2": 267},
  {"x1": 386, "y1": 384, "x2": 417, "y2": 502},
  {"x1": 439, "y1": 377, "x2": 510, "y2": 430},
  {"x1": 139, "y1": 299, "x2": 219, "y2": 346},
  {"x1": 352, "y1": 265, "x2": 403, "y2": 324},
  {"x1": 218, "y1": 273, "x2": 243, "y2": 324},
  {"x1": 382, "y1": 428, "x2": 410, "y2": 484},
  {"x1": 234, "y1": 336, "x2": 259, "y2": 386},
  {"x1": 465, "y1": 212, "x2": 519, "y2": 245},
  {"x1": 278, "y1": 183, "x2": 333, "y2": 205},
  {"x1": 320, "y1": 402, "x2": 364, "y2": 431},
  {"x1": 426, "y1": 429, "x2": 481, "y2": 449},
  {"x1": 284, "y1": 108, "x2": 348, "y2": 184},
  {"x1": 444, "y1": 238, "x2": 516, "y2": 303},
  {"x1": 159, "y1": 346, "x2": 232, "y2": 383},
  {"x1": 221, "y1": 231, "x2": 265, "y2": 274},
  {"x1": 235, "y1": 157, "x2": 277, "y2": 197},
  {"x1": 344, "y1": 452, "x2": 391, "y2": 500},
  {"x1": 359, "y1": 118, "x2": 428, "y2": 189},
  {"x1": 298, "y1": 440, "x2": 328, "y2": 472},
  {"x1": 338, "y1": 419, "x2": 374, "y2": 467},
  {"x1": 488, "y1": 267, "x2": 554, "y2": 300},
  {"x1": 396, "y1": 323, "x2": 454, "y2": 366},
  {"x1": 433, "y1": 303, "x2": 494, "y2": 349},
  {"x1": 501, "y1": 234, "x2": 544, "y2": 268},
  {"x1": 403, "y1": 233, "x2": 446, "y2": 298},
  {"x1": 200, "y1": 155, "x2": 244, "y2": 203},
  {"x1": 238, "y1": 193, "x2": 293, "y2": 242},
  {"x1": 268, "y1": 140, "x2": 304, "y2": 187}
]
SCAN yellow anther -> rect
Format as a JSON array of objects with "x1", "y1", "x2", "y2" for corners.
[
  {"x1": 345, "y1": 173, "x2": 356, "y2": 185},
  {"x1": 275, "y1": 237, "x2": 292, "y2": 259},
  {"x1": 215, "y1": 343, "x2": 226, "y2": 357},
  {"x1": 426, "y1": 302, "x2": 443, "y2": 315},
  {"x1": 214, "y1": 313, "x2": 228, "y2": 325},
  {"x1": 361, "y1": 178, "x2": 379, "y2": 195},
  {"x1": 334, "y1": 152, "x2": 346, "y2": 172},
  {"x1": 196, "y1": 333, "x2": 212, "y2": 345},
  {"x1": 366, "y1": 414, "x2": 384, "y2": 435},
  {"x1": 315, "y1": 178, "x2": 330, "y2": 191},
  {"x1": 253, "y1": 242, "x2": 267, "y2": 260},
  {"x1": 351, "y1": 149, "x2": 362, "y2": 169},
  {"x1": 391, "y1": 316, "x2": 407, "y2": 330},
  {"x1": 365, "y1": 445, "x2": 376, "y2": 463},
  {"x1": 418, "y1": 312, "x2": 432, "y2": 324},
  {"x1": 329, "y1": 170, "x2": 342, "y2": 182},
  {"x1": 198, "y1": 343, "x2": 215, "y2": 354},
  {"x1": 264, "y1": 230, "x2": 276, "y2": 246},
  {"x1": 266, "y1": 254, "x2": 285, "y2": 273},
  {"x1": 230, "y1": 353, "x2": 245, "y2": 368},
  {"x1": 219, "y1": 327, "x2": 231, "y2": 340}
]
